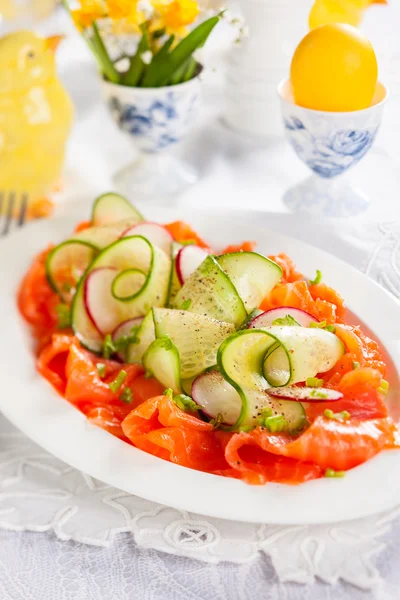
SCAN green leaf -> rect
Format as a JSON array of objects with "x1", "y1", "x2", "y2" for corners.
[
  {"x1": 121, "y1": 24, "x2": 150, "y2": 87},
  {"x1": 141, "y1": 35, "x2": 176, "y2": 88},
  {"x1": 168, "y1": 58, "x2": 190, "y2": 86},
  {"x1": 143, "y1": 15, "x2": 219, "y2": 88},
  {"x1": 92, "y1": 21, "x2": 120, "y2": 84},
  {"x1": 183, "y1": 57, "x2": 198, "y2": 82}
]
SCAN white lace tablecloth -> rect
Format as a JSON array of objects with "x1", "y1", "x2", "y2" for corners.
[{"x1": 1, "y1": 3, "x2": 400, "y2": 599}]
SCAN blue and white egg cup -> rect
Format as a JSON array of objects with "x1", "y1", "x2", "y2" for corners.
[
  {"x1": 103, "y1": 76, "x2": 201, "y2": 200},
  {"x1": 278, "y1": 79, "x2": 388, "y2": 218}
]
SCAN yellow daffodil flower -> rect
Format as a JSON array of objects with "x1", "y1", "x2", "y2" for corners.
[
  {"x1": 71, "y1": 0, "x2": 106, "y2": 30},
  {"x1": 152, "y1": 0, "x2": 200, "y2": 35}
]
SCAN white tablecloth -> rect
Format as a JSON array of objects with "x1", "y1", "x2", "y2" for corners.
[{"x1": 1, "y1": 3, "x2": 400, "y2": 599}]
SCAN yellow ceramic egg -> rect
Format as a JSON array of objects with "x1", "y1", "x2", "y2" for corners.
[{"x1": 0, "y1": 31, "x2": 74, "y2": 213}]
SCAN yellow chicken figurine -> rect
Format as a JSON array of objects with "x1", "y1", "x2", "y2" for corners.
[
  {"x1": 0, "y1": 31, "x2": 74, "y2": 217},
  {"x1": 309, "y1": 0, "x2": 387, "y2": 30}
]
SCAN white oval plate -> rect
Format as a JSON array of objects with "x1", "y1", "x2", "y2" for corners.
[{"x1": 2, "y1": 207, "x2": 400, "y2": 525}]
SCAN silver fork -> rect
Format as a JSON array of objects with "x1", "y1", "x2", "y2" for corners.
[{"x1": 0, "y1": 192, "x2": 28, "y2": 237}]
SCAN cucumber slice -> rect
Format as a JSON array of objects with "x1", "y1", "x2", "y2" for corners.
[
  {"x1": 167, "y1": 242, "x2": 183, "y2": 307},
  {"x1": 172, "y1": 256, "x2": 247, "y2": 327},
  {"x1": 217, "y1": 329, "x2": 305, "y2": 431},
  {"x1": 262, "y1": 326, "x2": 345, "y2": 386},
  {"x1": 125, "y1": 311, "x2": 156, "y2": 364},
  {"x1": 217, "y1": 252, "x2": 282, "y2": 313},
  {"x1": 153, "y1": 308, "x2": 235, "y2": 379},
  {"x1": 192, "y1": 370, "x2": 306, "y2": 431},
  {"x1": 143, "y1": 336, "x2": 182, "y2": 395},
  {"x1": 75, "y1": 218, "x2": 142, "y2": 248},
  {"x1": 72, "y1": 236, "x2": 170, "y2": 347},
  {"x1": 112, "y1": 317, "x2": 143, "y2": 361},
  {"x1": 91, "y1": 192, "x2": 144, "y2": 226},
  {"x1": 45, "y1": 240, "x2": 98, "y2": 302}
]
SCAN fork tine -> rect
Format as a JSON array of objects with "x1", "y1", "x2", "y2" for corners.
[
  {"x1": 2, "y1": 192, "x2": 15, "y2": 236},
  {"x1": 18, "y1": 193, "x2": 28, "y2": 227}
]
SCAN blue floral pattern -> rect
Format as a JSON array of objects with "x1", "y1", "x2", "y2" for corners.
[
  {"x1": 284, "y1": 117, "x2": 378, "y2": 179},
  {"x1": 108, "y1": 90, "x2": 199, "y2": 153}
]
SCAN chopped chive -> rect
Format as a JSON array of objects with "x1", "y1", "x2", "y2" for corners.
[
  {"x1": 325, "y1": 324, "x2": 336, "y2": 333},
  {"x1": 55, "y1": 303, "x2": 71, "y2": 329},
  {"x1": 309, "y1": 269, "x2": 323, "y2": 285},
  {"x1": 180, "y1": 299, "x2": 192, "y2": 311},
  {"x1": 310, "y1": 320, "x2": 327, "y2": 329},
  {"x1": 109, "y1": 370, "x2": 127, "y2": 394},
  {"x1": 325, "y1": 468, "x2": 345, "y2": 478},
  {"x1": 309, "y1": 389, "x2": 328, "y2": 399},
  {"x1": 306, "y1": 377, "x2": 324, "y2": 388},
  {"x1": 263, "y1": 415, "x2": 288, "y2": 433},
  {"x1": 103, "y1": 334, "x2": 116, "y2": 359},
  {"x1": 352, "y1": 361, "x2": 361, "y2": 370},
  {"x1": 163, "y1": 388, "x2": 174, "y2": 400},
  {"x1": 120, "y1": 388, "x2": 133, "y2": 404},
  {"x1": 173, "y1": 394, "x2": 199, "y2": 412},
  {"x1": 96, "y1": 363, "x2": 106, "y2": 378},
  {"x1": 324, "y1": 409, "x2": 350, "y2": 421},
  {"x1": 272, "y1": 314, "x2": 300, "y2": 327},
  {"x1": 378, "y1": 379, "x2": 389, "y2": 396}
]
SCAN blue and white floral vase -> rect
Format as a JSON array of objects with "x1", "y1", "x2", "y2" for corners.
[
  {"x1": 102, "y1": 75, "x2": 201, "y2": 199},
  {"x1": 278, "y1": 79, "x2": 388, "y2": 218}
]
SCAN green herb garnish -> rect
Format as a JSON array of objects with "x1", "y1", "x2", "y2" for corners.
[
  {"x1": 352, "y1": 361, "x2": 361, "y2": 370},
  {"x1": 109, "y1": 370, "x2": 127, "y2": 394},
  {"x1": 172, "y1": 394, "x2": 199, "y2": 412},
  {"x1": 55, "y1": 303, "x2": 71, "y2": 329},
  {"x1": 310, "y1": 389, "x2": 328, "y2": 399},
  {"x1": 325, "y1": 468, "x2": 345, "y2": 478},
  {"x1": 324, "y1": 409, "x2": 350, "y2": 422},
  {"x1": 310, "y1": 269, "x2": 323, "y2": 285},
  {"x1": 310, "y1": 320, "x2": 327, "y2": 329},
  {"x1": 120, "y1": 388, "x2": 133, "y2": 404},
  {"x1": 103, "y1": 334, "x2": 116, "y2": 359},
  {"x1": 163, "y1": 388, "x2": 174, "y2": 400},
  {"x1": 306, "y1": 377, "x2": 324, "y2": 388},
  {"x1": 96, "y1": 363, "x2": 106, "y2": 378},
  {"x1": 263, "y1": 415, "x2": 288, "y2": 433},
  {"x1": 180, "y1": 299, "x2": 192, "y2": 311},
  {"x1": 272, "y1": 314, "x2": 301, "y2": 327},
  {"x1": 378, "y1": 379, "x2": 389, "y2": 396},
  {"x1": 325, "y1": 324, "x2": 336, "y2": 333}
]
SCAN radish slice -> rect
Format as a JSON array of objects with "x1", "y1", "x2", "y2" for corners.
[
  {"x1": 248, "y1": 307, "x2": 316, "y2": 328},
  {"x1": 122, "y1": 222, "x2": 173, "y2": 255},
  {"x1": 267, "y1": 386, "x2": 343, "y2": 402},
  {"x1": 112, "y1": 317, "x2": 143, "y2": 361},
  {"x1": 192, "y1": 371, "x2": 241, "y2": 425},
  {"x1": 84, "y1": 267, "x2": 138, "y2": 335},
  {"x1": 175, "y1": 245, "x2": 209, "y2": 285}
]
